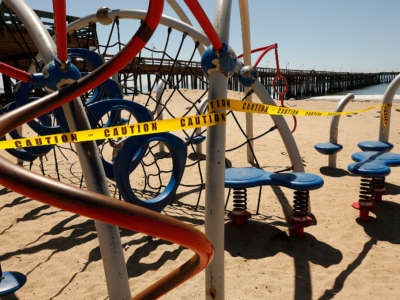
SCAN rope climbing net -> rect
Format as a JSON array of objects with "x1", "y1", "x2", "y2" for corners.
[{"x1": 0, "y1": 10, "x2": 296, "y2": 213}]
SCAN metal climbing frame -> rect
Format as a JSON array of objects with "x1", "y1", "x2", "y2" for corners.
[
  {"x1": 0, "y1": 0, "x2": 313, "y2": 299},
  {"x1": 0, "y1": 0, "x2": 222, "y2": 299}
]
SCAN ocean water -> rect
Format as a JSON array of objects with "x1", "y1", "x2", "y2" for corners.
[{"x1": 337, "y1": 83, "x2": 399, "y2": 96}]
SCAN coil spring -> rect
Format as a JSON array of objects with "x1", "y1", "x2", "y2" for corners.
[
  {"x1": 371, "y1": 177, "x2": 385, "y2": 194},
  {"x1": 232, "y1": 188, "x2": 247, "y2": 210},
  {"x1": 293, "y1": 190, "x2": 309, "y2": 217},
  {"x1": 359, "y1": 177, "x2": 373, "y2": 204}
]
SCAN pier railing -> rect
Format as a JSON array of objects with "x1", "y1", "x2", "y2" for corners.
[{"x1": 112, "y1": 56, "x2": 398, "y2": 99}]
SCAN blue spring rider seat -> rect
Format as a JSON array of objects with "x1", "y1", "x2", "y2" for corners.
[
  {"x1": 225, "y1": 167, "x2": 323, "y2": 236},
  {"x1": 0, "y1": 264, "x2": 26, "y2": 296},
  {"x1": 357, "y1": 140, "x2": 393, "y2": 152},
  {"x1": 348, "y1": 151, "x2": 400, "y2": 221},
  {"x1": 314, "y1": 142, "x2": 343, "y2": 155}
]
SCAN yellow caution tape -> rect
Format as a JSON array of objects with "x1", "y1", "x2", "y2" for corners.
[
  {"x1": 0, "y1": 97, "x2": 388, "y2": 150},
  {"x1": 208, "y1": 98, "x2": 385, "y2": 116},
  {"x1": 0, "y1": 112, "x2": 226, "y2": 150}
]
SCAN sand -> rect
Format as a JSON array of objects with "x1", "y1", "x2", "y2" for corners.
[{"x1": 1, "y1": 90, "x2": 400, "y2": 300}]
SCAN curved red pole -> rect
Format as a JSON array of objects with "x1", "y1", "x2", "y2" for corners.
[
  {"x1": 253, "y1": 44, "x2": 277, "y2": 67},
  {"x1": 237, "y1": 43, "x2": 277, "y2": 61},
  {"x1": 52, "y1": 0, "x2": 68, "y2": 62},
  {"x1": 238, "y1": 44, "x2": 298, "y2": 133},
  {"x1": 183, "y1": 0, "x2": 223, "y2": 50},
  {"x1": 0, "y1": 62, "x2": 30, "y2": 82}
]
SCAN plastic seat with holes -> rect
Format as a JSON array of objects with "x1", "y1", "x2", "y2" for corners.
[
  {"x1": 225, "y1": 167, "x2": 323, "y2": 236},
  {"x1": 86, "y1": 99, "x2": 152, "y2": 179},
  {"x1": 113, "y1": 133, "x2": 187, "y2": 212}
]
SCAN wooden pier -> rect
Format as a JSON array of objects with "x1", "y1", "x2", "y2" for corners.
[{"x1": 116, "y1": 57, "x2": 398, "y2": 99}]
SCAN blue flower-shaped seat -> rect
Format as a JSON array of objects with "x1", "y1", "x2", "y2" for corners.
[{"x1": 224, "y1": 167, "x2": 323, "y2": 236}]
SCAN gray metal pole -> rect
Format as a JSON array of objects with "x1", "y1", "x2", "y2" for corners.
[
  {"x1": 238, "y1": 0, "x2": 255, "y2": 164},
  {"x1": 379, "y1": 74, "x2": 400, "y2": 142},
  {"x1": 252, "y1": 80, "x2": 304, "y2": 172},
  {"x1": 328, "y1": 93, "x2": 354, "y2": 168},
  {"x1": 205, "y1": 1, "x2": 232, "y2": 299},
  {"x1": 3, "y1": 1, "x2": 131, "y2": 298},
  {"x1": 62, "y1": 101, "x2": 131, "y2": 300}
]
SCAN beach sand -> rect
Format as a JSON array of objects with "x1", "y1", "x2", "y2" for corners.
[{"x1": 1, "y1": 90, "x2": 400, "y2": 299}]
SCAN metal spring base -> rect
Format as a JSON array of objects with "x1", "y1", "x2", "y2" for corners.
[
  {"x1": 290, "y1": 190, "x2": 311, "y2": 237},
  {"x1": 228, "y1": 188, "x2": 251, "y2": 225},
  {"x1": 352, "y1": 177, "x2": 377, "y2": 221},
  {"x1": 372, "y1": 177, "x2": 385, "y2": 202}
]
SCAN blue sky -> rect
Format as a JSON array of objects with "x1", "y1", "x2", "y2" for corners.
[{"x1": 21, "y1": 0, "x2": 400, "y2": 72}]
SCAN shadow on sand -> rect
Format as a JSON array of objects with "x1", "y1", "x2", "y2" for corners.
[
  {"x1": 319, "y1": 167, "x2": 350, "y2": 177},
  {"x1": 318, "y1": 199, "x2": 400, "y2": 300},
  {"x1": 225, "y1": 220, "x2": 342, "y2": 300}
]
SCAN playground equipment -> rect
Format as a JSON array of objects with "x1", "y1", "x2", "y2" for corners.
[
  {"x1": 0, "y1": 263, "x2": 26, "y2": 297},
  {"x1": 224, "y1": 167, "x2": 323, "y2": 236},
  {"x1": 314, "y1": 93, "x2": 355, "y2": 168},
  {"x1": 0, "y1": 0, "x2": 215, "y2": 298},
  {"x1": 0, "y1": 0, "x2": 325, "y2": 299},
  {"x1": 347, "y1": 75, "x2": 400, "y2": 221},
  {"x1": 348, "y1": 151, "x2": 400, "y2": 221}
]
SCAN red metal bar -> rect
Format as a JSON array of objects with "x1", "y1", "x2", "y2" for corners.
[
  {"x1": 0, "y1": 62, "x2": 30, "y2": 82},
  {"x1": 183, "y1": 0, "x2": 223, "y2": 50},
  {"x1": 237, "y1": 44, "x2": 298, "y2": 133},
  {"x1": 237, "y1": 44, "x2": 277, "y2": 59},
  {"x1": 52, "y1": 0, "x2": 68, "y2": 62}
]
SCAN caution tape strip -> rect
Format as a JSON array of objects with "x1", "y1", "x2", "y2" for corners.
[
  {"x1": 0, "y1": 98, "x2": 390, "y2": 150},
  {"x1": 208, "y1": 98, "x2": 387, "y2": 117},
  {"x1": 0, "y1": 112, "x2": 226, "y2": 150}
]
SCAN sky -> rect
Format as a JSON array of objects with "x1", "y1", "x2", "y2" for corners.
[{"x1": 17, "y1": 0, "x2": 400, "y2": 73}]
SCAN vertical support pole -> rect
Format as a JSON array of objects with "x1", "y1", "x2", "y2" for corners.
[
  {"x1": 238, "y1": 0, "x2": 254, "y2": 164},
  {"x1": 62, "y1": 100, "x2": 131, "y2": 300},
  {"x1": 379, "y1": 74, "x2": 400, "y2": 142},
  {"x1": 205, "y1": 1, "x2": 231, "y2": 299},
  {"x1": 328, "y1": 93, "x2": 354, "y2": 168},
  {"x1": 154, "y1": 80, "x2": 166, "y2": 152}
]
